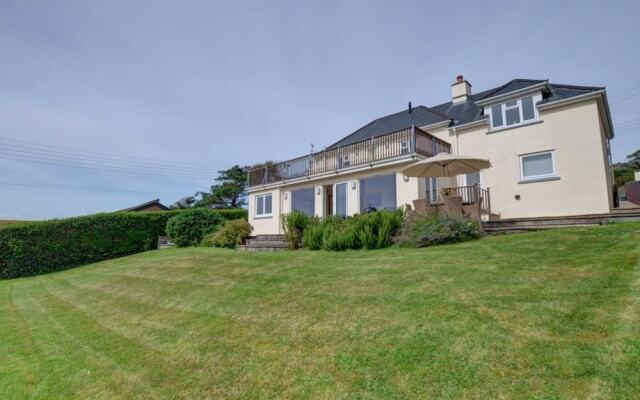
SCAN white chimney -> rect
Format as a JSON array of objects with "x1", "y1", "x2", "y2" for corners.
[{"x1": 451, "y1": 75, "x2": 471, "y2": 103}]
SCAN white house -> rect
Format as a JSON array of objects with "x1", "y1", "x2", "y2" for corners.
[{"x1": 247, "y1": 76, "x2": 615, "y2": 235}]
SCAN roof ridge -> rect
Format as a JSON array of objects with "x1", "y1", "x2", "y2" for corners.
[
  {"x1": 476, "y1": 78, "x2": 548, "y2": 100},
  {"x1": 415, "y1": 104, "x2": 453, "y2": 120},
  {"x1": 549, "y1": 82, "x2": 605, "y2": 91}
]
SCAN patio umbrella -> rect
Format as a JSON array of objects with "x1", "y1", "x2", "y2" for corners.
[{"x1": 401, "y1": 153, "x2": 491, "y2": 177}]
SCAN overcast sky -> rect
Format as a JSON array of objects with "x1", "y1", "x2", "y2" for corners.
[{"x1": 1, "y1": 0, "x2": 639, "y2": 220}]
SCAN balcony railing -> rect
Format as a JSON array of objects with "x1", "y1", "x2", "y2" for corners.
[
  {"x1": 427, "y1": 185, "x2": 491, "y2": 215},
  {"x1": 248, "y1": 126, "x2": 451, "y2": 187}
]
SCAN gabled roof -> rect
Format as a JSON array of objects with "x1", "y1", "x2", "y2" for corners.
[
  {"x1": 329, "y1": 79, "x2": 607, "y2": 148},
  {"x1": 119, "y1": 198, "x2": 169, "y2": 212}
]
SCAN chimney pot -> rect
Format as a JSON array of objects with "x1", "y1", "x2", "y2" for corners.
[
  {"x1": 408, "y1": 101, "x2": 412, "y2": 113},
  {"x1": 456, "y1": 75, "x2": 464, "y2": 83}
]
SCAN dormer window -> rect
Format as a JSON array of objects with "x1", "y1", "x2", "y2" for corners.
[{"x1": 488, "y1": 95, "x2": 539, "y2": 130}]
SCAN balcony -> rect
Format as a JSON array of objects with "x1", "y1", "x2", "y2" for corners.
[{"x1": 248, "y1": 126, "x2": 451, "y2": 188}]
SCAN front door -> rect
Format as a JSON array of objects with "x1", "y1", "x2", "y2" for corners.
[
  {"x1": 324, "y1": 185, "x2": 333, "y2": 216},
  {"x1": 335, "y1": 182, "x2": 348, "y2": 217}
]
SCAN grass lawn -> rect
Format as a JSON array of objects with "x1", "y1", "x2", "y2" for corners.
[{"x1": 1, "y1": 224, "x2": 640, "y2": 399}]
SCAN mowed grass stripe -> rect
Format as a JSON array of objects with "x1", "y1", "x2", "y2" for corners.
[
  {"x1": 1, "y1": 224, "x2": 640, "y2": 398},
  {"x1": 0, "y1": 285, "x2": 48, "y2": 399},
  {"x1": 19, "y1": 283, "x2": 145, "y2": 399},
  {"x1": 31, "y1": 282, "x2": 204, "y2": 399}
]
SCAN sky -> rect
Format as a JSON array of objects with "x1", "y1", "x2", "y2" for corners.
[{"x1": 1, "y1": 0, "x2": 639, "y2": 220}]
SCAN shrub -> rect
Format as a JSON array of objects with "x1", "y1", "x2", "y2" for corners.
[
  {"x1": 282, "y1": 210, "x2": 315, "y2": 249},
  {"x1": 166, "y1": 209, "x2": 225, "y2": 247},
  {"x1": 202, "y1": 219, "x2": 253, "y2": 248},
  {"x1": 214, "y1": 208, "x2": 248, "y2": 221},
  {"x1": 0, "y1": 212, "x2": 168, "y2": 279},
  {"x1": 396, "y1": 214, "x2": 481, "y2": 248},
  {"x1": 299, "y1": 209, "x2": 404, "y2": 251}
]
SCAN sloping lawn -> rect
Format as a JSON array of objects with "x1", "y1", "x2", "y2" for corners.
[{"x1": 1, "y1": 224, "x2": 639, "y2": 399}]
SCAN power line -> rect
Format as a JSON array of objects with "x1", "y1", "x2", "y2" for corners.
[
  {"x1": 0, "y1": 141, "x2": 215, "y2": 174},
  {"x1": 0, "y1": 143, "x2": 215, "y2": 176},
  {"x1": 0, "y1": 154, "x2": 213, "y2": 180},
  {"x1": 609, "y1": 85, "x2": 640, "y2": 99},
  {"x1": 0, "y1": 136, "x2": 224, "y2": 170},
  {"x1": 611, "y1": 91, "x2": 640, "y2": 105},
  {"x1": 0, "y1": 180, "x2": 189, "y2": 195}
]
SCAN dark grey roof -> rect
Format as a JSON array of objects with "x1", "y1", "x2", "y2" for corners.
[
  {"x1": 119, "y1": 198, "x2": 169, "y2": 212},
  {"x1": 327, "y1": 106, "x2": 449, "y2": 148},
  {"x1": 329, "y1": 79, "x2": 605, "y2": 148}
]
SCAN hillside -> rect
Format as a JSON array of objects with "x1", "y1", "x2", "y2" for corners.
[{"x1": 1, "y1": 224, "x2": 639, "y2": 399}]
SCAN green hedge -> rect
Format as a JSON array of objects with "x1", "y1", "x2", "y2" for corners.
[
  {"x1": 0, "y1": 213, "x2": 165, "y2": 279},
  {"x1": 0, "y1": 208, "x2": 248, "y2": 280}
]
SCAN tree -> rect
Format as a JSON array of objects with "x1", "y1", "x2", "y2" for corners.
[
  {"x1": 195, "y1": 165, "x2": 248, "y2": 208},
  {"x1": 171, "y1": 196, "x2": 196, "y2": 209},
  {"x1": 627, "y1": 149, "x2": 640, "y2": 169}
]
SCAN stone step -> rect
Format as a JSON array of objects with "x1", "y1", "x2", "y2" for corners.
[
  {"x1": 245, "y1": 240, "x2": 288, "y2": 247},
  {"x1": 238, "y1": 244, "x2": 287, "y2": 252},
  {"x1": 157, "y1": 236, "x2": 175, "y2": 249},
  {"x1": 249, "y1": 234, "x2": 287, "y2": 242}
]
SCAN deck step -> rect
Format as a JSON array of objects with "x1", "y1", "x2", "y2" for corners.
[{"x1": 482, "y1": 210, "x2": 640, "y2": 235}]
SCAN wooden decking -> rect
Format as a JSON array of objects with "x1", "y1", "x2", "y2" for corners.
[{"x1": 482, "y1": 208, "x2": 640, "y2": 234}]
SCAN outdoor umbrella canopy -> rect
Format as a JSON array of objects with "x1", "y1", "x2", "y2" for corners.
[{"x1": 401, "y1": 153, "x2": 491, "y2": 177}]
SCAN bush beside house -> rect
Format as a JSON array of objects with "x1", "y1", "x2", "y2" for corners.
[
  {"x1": 201, "y1": 219, "x2": 253, "y2": 248},
  {"x1": 166, "y1": 209, "x2": 226, "y2": 247},
  {"x1": 396, "y1": 214, "x2": 481, "y2": 247},
  {"x1": 284, "y1": 209, "x2": 404, "y2": 251}
]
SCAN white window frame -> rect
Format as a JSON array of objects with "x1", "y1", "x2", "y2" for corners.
[
  {"x1": 255, "y1": 193, "x2": 273, "y2": 218},
  {"x1": 488, "y1": 93, "x2": 541, "y2": 131},
  {"x1": 519, "y1": 150, "x2": 557, "y2": 182},
  {"x1": 333, "y1": 181, "x2": 349, "y2": 217}
]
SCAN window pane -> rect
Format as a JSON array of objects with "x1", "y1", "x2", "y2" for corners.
[
  {"x1": 256, "y1": 196, "x2": 264, "y2": 215},
  {"x1": 505, "y1": 99, "x2": 518, "y2": 107},
  {"x1": 523, "y1": 153, "x2": 554, "y2": 178},
  {"x1": 491, "y1": 104, "x2": 503, "y2": 127},
  {"x1": 425, "y1": 177, "x2": 438, "y2": 203},
  {"x1": 360, "y1": 174, "x2": 397, "y2": 211},
  {"x1": 335, "y1": 183, "x2": 347, "y2": 217},
  {"x1": 291, "y1": 188, "x2": 315, "y2": 216},
  {"x1": 264, "y1": 194, "x2": 272, "y2": 214},
  {"x1": 505, "y1": 107, "x2": 520, "y2": 125},
  {"x1": 466, "y1": 172, "x2": 481, "y2": 186},
  {"x1": 522, "y1": 96, "x2": 535, "y2": 121}
]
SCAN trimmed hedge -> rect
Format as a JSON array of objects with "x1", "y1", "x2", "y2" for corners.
[
  {"x1": 0, "y1": 208, "x2": 248, "y2": 279},
  {"x1": 0, "y1": 213, "x2": 166, "y2": 279}
]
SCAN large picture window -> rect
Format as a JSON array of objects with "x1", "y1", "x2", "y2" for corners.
[
  {"x1": 291, "y1": 188, "x2": 315, "y2": 216},
  {"x1": 255, "y1": 193, "x2": 273, "y2": 217},
  {"x1": 520, "y1": 151, "x2": 557, "y2": 181},
  {"x1": 360, "y1": 174, "x2": 397, "y2": 211}
]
